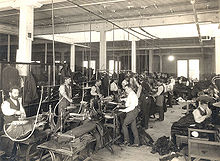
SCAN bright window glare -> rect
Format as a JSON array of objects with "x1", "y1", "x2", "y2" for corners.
[
  {"x1": 189, "y1": 59, "x2": 199, "y2": 80},
  {"x1": 177, "y1": 60, "x2": 187, "y2": 78},
  {"x1": 83, "y1": 60, "x2": 96, "y2": 74}
]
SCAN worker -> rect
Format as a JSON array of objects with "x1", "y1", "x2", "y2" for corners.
[
  {"x1": 54, "y1": 76, "x2": 72, "y2": 133},
  {"x1": 119, "y1": 84, "x2": 140, "y2": 147},
  {"x1": 90, "y1": 79, "x2": 102, "y2": 111}
]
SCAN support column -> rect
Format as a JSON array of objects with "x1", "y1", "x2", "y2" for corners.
[
  {"x1": 61, "y1": 52, "x2": 65, "y2": 64},
  {"x1": 70, "y1": 44, "x2": 75, "y2": 72},
  {"x1": 99, "y1": 30, "x2": 107, "y2": 71},
  {"x1": 7, "y1": 34, "x2": 10, "y2": 62},
  {"x1": 131, "y1": 40, "x2": 136, "y2": 73},
  {"x1": 149, "y1": 50, "x2": 153, "y2": 73},
  {"x1": 16, "y1": 5, "x2": 34, "y2": 63},
  {"x1": 44, "y1": 43, "x2": 47, "y2": 71},
  {"x1": 215, "y1": 32, "x2": 220, "y2": 74},
  {"x1": 159, "y1": 55, "x2": 163, "y2": 73},
  {"x1": 14, "y1": 0, "x2": 42, "y2": 76}
]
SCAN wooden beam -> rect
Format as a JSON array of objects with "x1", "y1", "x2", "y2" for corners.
[{"x1": 34, "y1": 11, "x2": 219, "y2": 35}]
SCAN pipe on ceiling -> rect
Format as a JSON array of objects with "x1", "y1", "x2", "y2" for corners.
[{"x1": 190, "y1": 0, "x2": 202, "y2": 43}]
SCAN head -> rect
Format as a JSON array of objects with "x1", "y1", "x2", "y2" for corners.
[
  {"x1": 124, "y1": 85, "x2": 132, "y2": 94},
  {"x1": 9, "y1": 86, "x2": 20, "y2": 100},
  {"x1": 125, "y1": 76, "x2": 129, "y2": 81},
  {"x1": 96, "y1": 79, "x2": 102, "y2": 86},
  {"x1": 196, "y1": 95, "x2": 215, "y2": 110},
  {"x1": 113, "y1": 79, "x2": 118, "y2": 83},
  {"x1": 64, "y1": 77, "x2": 71, "y2": 85}
]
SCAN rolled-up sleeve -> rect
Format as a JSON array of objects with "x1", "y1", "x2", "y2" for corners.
[
  {"x1": 1, "y1": 101, "x2": 16, "y2": 116},
  {"x1": 123, "y1": 92, "x2": 138, "y2": 113}
]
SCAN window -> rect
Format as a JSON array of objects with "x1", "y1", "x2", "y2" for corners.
[
  {"x1": 177, "y1": 60, "x2": 187, "y2": 78},
  {"x1": 83, "y1": 60, "x2": 96, "y2": 74},
  {"x1": 189, "y1": 59, "x2": 199, "y2": 81},
  {"x1": 177, "y1": 59, "x2": 199, "y2": 80},
  {"x1": 109, "y1": 60, "x2": 121, "y2": 75}
]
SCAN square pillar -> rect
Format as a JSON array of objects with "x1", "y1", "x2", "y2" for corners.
[
  {"x1": 215, "y1": 35, "x2": 220, "y2": 74},
  {"x1": 99, "y1": 30, "x2": 107, "y2": 71},
  {"x1": 149, "y1": 50, "x2": 153, "y2": 73},
  {"x1": 160, "y1": 55, "x2": 163, "y2": 73},
  {"x1": 131, "y1": 40, "x2": 136, "y2": 73},
  {"x1": 70, "y1": 44, "x2": 75, "y2": 72}
]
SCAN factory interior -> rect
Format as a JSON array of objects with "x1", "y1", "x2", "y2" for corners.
[{"x1": 0, "y1": 0, "x2": 220, "y2": 160}]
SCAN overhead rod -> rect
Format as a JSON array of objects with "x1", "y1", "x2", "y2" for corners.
[
  {"x1": 139, "y1": 27, "x2": 160, "y2": 39},
  {"x1": 190, "y1": 0, "x2": 202, "y2": 44},
  {"x1": 128, "y1": 27, "x2": 154, "y2": 39},
  {"x1": 66, "y1": 0, "x2": 158, "y2": 48}
]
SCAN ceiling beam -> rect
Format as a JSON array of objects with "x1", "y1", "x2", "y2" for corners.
[
  {"x1": 34, "y1": 11, "x2": 219, "y2": 35},
  {"x1": 0, "y1": 0, "x2": 68, "y2": 11}
]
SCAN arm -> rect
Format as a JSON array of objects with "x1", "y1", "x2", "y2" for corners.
[
  {"x1": 59, "y1": 85, "x2": 72, "y2": 102},
  {"x1": 120, "y1": 93, "x2": 138, "y2": 112},
  {"x1": 90, "y1": 86, "x2": 98, "y2": 96},
  {"x1": 193, "y1": 109, "x2": 210, "y2": 123},
  {"x1": 153, "y1": 85, "x2": 163, "y2": 97},
  {"x1": 136, "y1": 85, "x2": 142, "y2": 98},
  {"x1": 1, "y1": 101, "x2": 20, "y2": 116},
  {"x1": 18, "y1": 98, "x2": 26, "y2": 118}
]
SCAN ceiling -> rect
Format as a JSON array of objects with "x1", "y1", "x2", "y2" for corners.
[
  {"x1": 0, "y1": 0, "x2": 219, "y2": 36},
  {"x1": 0, "y1": 0, "x2": 219, "y2": 55}
]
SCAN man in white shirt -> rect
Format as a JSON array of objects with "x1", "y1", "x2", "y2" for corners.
[
  {"x1": 119, "y1": 85, "x2": 140, "y2": 146},
  {"x1": 153, "y1": 80, "x2": 165, "y2": 121},
  {"x1": 1, "y1": 86, "x2": 27, "y2": 157},
  {"x1": 55, "y1": 76, "x2": 72, "y2": 132},
  {"x1": 110, "y1": 78, "x2": 120, "y2": 102},
  {"x1": 90, "y1": 79, "x2": 102, "y2": 98},
  {"x1": 1, "y1": 86, "x2": 26, "y2": 124},
  {"x1": 90, "y1": 79, "x2": 102, "y2": 111}
]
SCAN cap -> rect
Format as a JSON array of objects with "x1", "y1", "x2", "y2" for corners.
[{"x1": 196, "y1": 95, "x2": 215, "y2": 104}]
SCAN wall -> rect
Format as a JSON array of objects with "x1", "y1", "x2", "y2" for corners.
[{"x1": 158, "y1": 53, "x2": 214, "y2": 78}]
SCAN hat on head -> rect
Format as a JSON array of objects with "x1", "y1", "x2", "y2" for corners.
[{"x1": 196, "y1": 95, "x2": 215, "y2": 104}]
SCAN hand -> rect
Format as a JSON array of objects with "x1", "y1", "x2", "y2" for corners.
[
  {"x1": 69, "y1": 99, "x2": 73, "y2": 103},
  {"x1": 15, "y1": 110, "x2": 21, "y2": 115},
  {"x1": 118, "y1": 109, "x2": 124, "y2": 112},
  {"x1": 20, "y1": 113, "x2": 26, "y2": 119}
]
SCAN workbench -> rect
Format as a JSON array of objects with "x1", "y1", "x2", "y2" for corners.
[{"x1": 37, "y1": 121, "x2": 97, "y2": 161}]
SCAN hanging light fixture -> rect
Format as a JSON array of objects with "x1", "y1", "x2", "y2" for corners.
[{"x1": 168, "y1": 55, "x2": 175, "y2": 61}]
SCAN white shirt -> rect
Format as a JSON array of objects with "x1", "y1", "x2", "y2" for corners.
[
  {"x1": 59, "y1": 84, "x2": 72, "y2": 102},
  {"x1": 155, "y1": 84, "x2": 165, "y2": 96},
  {"x1": 90, "y1": 85, "x2": 100, "y2": 96},
  {"x1": 1, "y1": 98, "x2": 25, "y2": 116},
  {"x1": 110, "y1": 82, "x2": 118, "y2": 92},
  {"x1": 193, "y1": 106, "x2": 212, "y2": 123},
  {"x1": 121, "y1": 91, "x2": 138, "y2": 113}
]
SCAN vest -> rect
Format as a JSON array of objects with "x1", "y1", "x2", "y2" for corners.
[
  {"x1": 59, "y1": 85, "x2": 72, "y2": 109},
  {"x1": 4, "y1": 98, "x2": 20, "y2": 124},
  {"x1": 198, "y1": 107, "x2": 207, "y2": 116}
]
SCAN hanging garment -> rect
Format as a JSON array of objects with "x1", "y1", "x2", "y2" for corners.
[
  {"x1": 2, "y1": 65, "x2": 20, "y2": 92},
  {"x1": 23, "y1": 73, "x2": 38, "y2": 104}
]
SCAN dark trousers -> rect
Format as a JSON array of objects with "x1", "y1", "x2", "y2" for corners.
[
  {"x1": 156, "y1": 95, "x2": 164, "y2": 121},
  {"x1": 140, "y1": 96, "x2": 151, "y2": 129},
  {"x1": 122, "y1": 108, "x2": 140, "y2": 145},
  {"x1": 167, "y1": 92, "x2": 173, "y2": 107},
  {"x1": 156, "y1": 105, "x2": 164, "y2": 121}
]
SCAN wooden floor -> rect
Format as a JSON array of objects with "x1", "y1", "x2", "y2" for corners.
[{"x1": 91, "y1": 103, "x2": 187, "y2": 161}]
